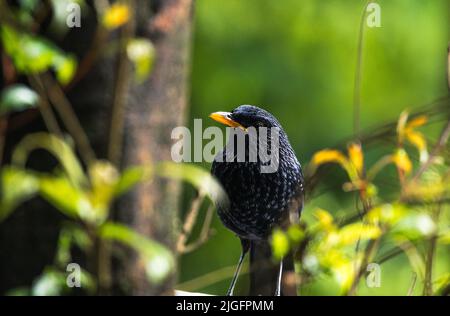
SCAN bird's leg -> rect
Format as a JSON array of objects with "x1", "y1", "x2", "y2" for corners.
[
  {"x1": 226, "y1": 239, "x2": 250, "y2": 296},
  {"x1": 275, "y1": 259, "x2": 284, "y2": 296}
]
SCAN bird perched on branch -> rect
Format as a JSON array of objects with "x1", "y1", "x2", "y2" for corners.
[{"x1": 210, "y1": 105, "x2": 304, "y2": 296}]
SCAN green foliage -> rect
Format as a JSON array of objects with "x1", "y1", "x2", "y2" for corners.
[
  {"x1": 0, "y1": 167, "x2": 39, "y2": 220},
  {"x1": 99, "y1": 222, "x2": 174, "y2": 284},
  {"x1": 0, "y1": 25, "x2": 77, "y2": 85},
  {"x1": 269, "y1": 111, "x2": 449, "y2": 295},
  {"x1": 127, "y1": 39, "x2": 155, "y2": 83},
  {"x1": 0, "y1": 130, "x2": 226, "y2": 294},
  {"x1": 271, "y1": 229, "x2": 290, "y2": 261},
  {"x1": 0, "y1": 84, "x2": 39, "y2": 115}
]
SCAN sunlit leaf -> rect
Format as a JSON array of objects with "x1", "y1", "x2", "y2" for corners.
[
  {"x1": 53, "y1": 55, "x2": 77, "y2": 85},
  {"x1": 56, "y1": 227, "x2": 72, "y2": 266},
  {"x1": 0, "y1": 25, "x2": 77, "y2": 84},
  {"x1": 87, "y1": 161, "x2": 119, "y2": 222},
  {"x1": 127, "y1": 38, "x2": 155, "y2": 83},
  {"x1": 347, "y1": 143, "x2": 364, "y2": 175},
  {"x1": 39, "y1": 175, "x2": 89, "y2": 220},
  {"x1": 405, "y1": 130, "x2": 428, "y2": 163},
  {"x1": 392, "y1": 213, "x2": 436, "y2": 239},
  {"x1": 12, "y1": 133, "x2": 87, "y2": 188},
  {"x1": 365, "y1": 183, "x2": 378, "y2": 198},
  {"x1": 271, "y1": 228, "x2": 290, "y2": 260},
  {"x1": 99, "y1": 222, "x2": 174, "y2": 284},
  {"x1": 302, "y1": 254, "x2": 320, "y2": 274},
  {"x1": 311, "y1": 149, "x2": 347, "y2": 168},
  {"x1": 434, "y1": 273, "x2": 450, "y2": 296},
  {"x1": 103, "y1": 3, "x2": 131, "y2": 30},
  {"x1": 334, "y1": 260, "x2": 356, "y2": 293},
  {"x1": 366, "y1": 204, "x2": 406, "y2": 225},
  {"x1": 392, "y1": 149, "x2": 412, "y2": 174},
  {"x1": 287, "y1": 225, "x2": 305, "y2": 243},
  {"x1": 56, "y1": 223, "x2": 91, "y2": 266},
  {"x1": 439, "y1": 230, "x2": 450, "y2": 244},
  {"x1": 337, "y1": 223, "x2": 381, "y2": 246},
  {"x1": 31, "y1": 268, "x2": 66, "y2": 296},
  {"x1": 79, "y1": 268, "x2": 97, "y2": 294},
  {"x1": 0, "y1": 167, "x2": 39, "y2": 221},
  {"x1": 313, "y1": 208, "x2": 335, "y2": 232},
  {"x1": 406, "y1": 115, "x2": 427, "y2": 129},
  {"x1": 114, "y1": 165, "x2": 151, "y2": 196},
  {"x1": 153, "y1": 162, "x2": 228, "y2": 207},
  {"x1": 0, "y1": 84, "x2": 39, "y2": 115}
]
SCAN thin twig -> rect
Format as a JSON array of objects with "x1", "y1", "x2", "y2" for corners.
[
  {"x1": 407, "y1": 272, "x2": 417, "y2": 296},
  {"x1": 347, "y1": 236, "x2": 381, "y2": 296},
  {"x1": 412, "y1": 119, "x2": 450, "y2": 182},
  {"x1": 28, "y1": 75, "x2": 63, "y2": 136},
  {"x1": 181, "y1": 204, "x2": 215, "y2": 253},
  {"x1": 353, "y1": 1, "x2": 372, "y2": 138},
  {"x1": 376, "y1": 234, "x2": 445, "y2": 265},
  {"x1": 176, "y1": 193, "x2": 205, "y2": 253},
  {"x1": 41, "y1": 74, "x2": 96, "y2": 165}
]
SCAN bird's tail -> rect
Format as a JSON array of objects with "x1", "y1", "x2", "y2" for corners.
[{"x1": 249, "y1": 240, "x2": 296, "y2": 296}]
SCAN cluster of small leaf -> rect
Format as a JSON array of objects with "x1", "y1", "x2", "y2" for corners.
[
  {"x1": 0, "y1": 132, "x2": 226, "y2": 295},
  {"x1": 271, "y1": 112, "x2": 449, "y2": 295}
]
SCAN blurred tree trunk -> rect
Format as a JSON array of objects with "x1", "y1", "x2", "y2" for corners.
[
  {"x1": 115, "y1": 0, "x2": 194, "y2": 295},
  {"x1": 0, "y1": 0, "x2": 193, "y2": 295}
]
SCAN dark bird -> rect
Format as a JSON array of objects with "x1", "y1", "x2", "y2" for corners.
[{"x1": 210, "y1": 105, "x2": 304, "y2": 296}]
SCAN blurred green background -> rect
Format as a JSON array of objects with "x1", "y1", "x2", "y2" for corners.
[{"x1": 180, "y1": 0, "x2": 449, "y2": 295}]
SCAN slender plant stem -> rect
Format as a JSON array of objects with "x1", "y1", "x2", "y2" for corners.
[
  {"x1": 407, "y1": 272, "x2": 417, "y2": 296},
  {"x1": 28, "y1": 75, "x2": 62, "y2": 136},
  {"x1": 347, "y1": 236, "x2": 381, "y2": 296},
  {"x1": 107, "y1": 1, "x2": 135, "y2": 166},
  {"x1": 41, "y1": 74, "x2": 96, "y2": 165},
  {"x1": 353, "y1": 1, "x2": 372, "y2": 138},
  {"x1": 182, "y1": 204, "x2": 215, "y2": 253},
  {"x1": 412, "y1": 119, "x2": 450, "y2": 182},
  {"x1": 177, "y1": 193, "x2": 205, "y2": 253}
]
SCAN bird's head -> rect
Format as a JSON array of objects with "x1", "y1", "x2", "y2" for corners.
[{"x1": 209, "y1": 105, "x2": 282, "y2": 130}]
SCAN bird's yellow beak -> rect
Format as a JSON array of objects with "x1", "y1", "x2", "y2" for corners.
[{"x1": 209, "y1": 111, "x2": 246, "y2": 130}]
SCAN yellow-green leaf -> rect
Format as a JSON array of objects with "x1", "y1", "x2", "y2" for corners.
[
  {"x1": 287, "y1": 225, "x2": 305, "y2": 243},
  {"x1": 99, "y1": 222, "x2": 174, "y2": 284},
  {"x1": 127, "y1": 39, "x2": 155, "y2": 83},
  {"x1": 12, "y1": 133, "x2": 87, "y2": 188},
  {"x1": 392, "y1": 149, "x2": 412, "y2": 174},
  {"x1": 0, "y1": 167, "x2": 39, "y2": 221},
  {"x1": 271, "y1": 229, "x2": 290, "y2": 260},
  {"x1": 311, "y1": 149, "x2": 347, "y2": 167},
  {"x1": 405, "y1": 130, "x2": 428, "y2": 163},
  {"x1": 347, "y1": 143, "x2": 364, "y2": 175},
  {"x1": 337, "y1": 223, "x2": 381, "y2": 245},
  {"x1": 406, "y1": 115, "x2": 427, "y2": 129},
  {"x1": 103, "y1": 3, "x2": 131, "y2": 30},
  {"x1": 314, "y1": 208, "x2": 335, "y2": 232}
]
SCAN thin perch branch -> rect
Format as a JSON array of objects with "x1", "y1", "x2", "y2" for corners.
[
  {"x1": 176, "y1": 193, "x2": 205, "y2": 253},
  {"x1": 182, "y1": 204, "x2": 215, "y2": 253}
]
